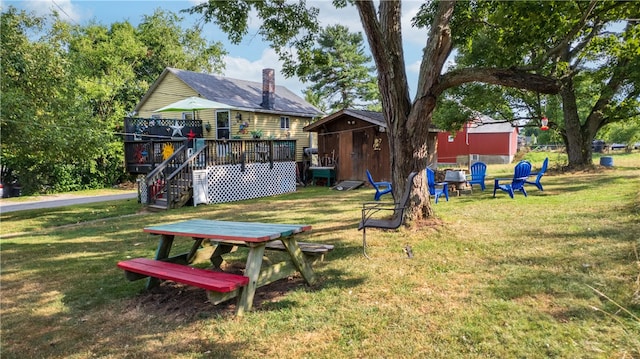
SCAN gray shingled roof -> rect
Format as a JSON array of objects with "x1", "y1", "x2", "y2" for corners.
[
  {"x1": 304, "y1": 108, "x2": 440, "y2": 132},
  {"x1": 168, "y1": 68, "x2": 323, "y2": 117},
  {"x1": 303, "y1": 109, "x2": 385, "y2": 131}
]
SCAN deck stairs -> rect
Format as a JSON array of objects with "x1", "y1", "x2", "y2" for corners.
[{"x1": 144, "y1": 144, "x2": 205, "y2": 211}]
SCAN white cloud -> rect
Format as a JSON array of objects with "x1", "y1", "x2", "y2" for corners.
[
  {"x1": 401, "y1": 1, "x2": 429, "y2": 47},
  {"x1": 313, "y1": 1, "x2": 363, "y2": 32},
  {"x1": 10, "y1": 0, "x2": 86, "y2": 24},
  {"x1": 223, "y1": 48, "x2": 307, "y2": 98}
]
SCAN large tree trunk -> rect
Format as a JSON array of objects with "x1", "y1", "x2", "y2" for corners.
[
  {"x1": 356, "y1": 1, "x2": 430, "y2": 221},
  {"x1": 559, "y1": 79, "x2": 594, "y2": 167},
  {"x1": 356, "y1": 1, "x2": 456, "y2": 222}
]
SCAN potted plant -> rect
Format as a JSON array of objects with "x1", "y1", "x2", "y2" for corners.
[{"x1": 250, "y1": 129, "x2": 263, "y2": 139}]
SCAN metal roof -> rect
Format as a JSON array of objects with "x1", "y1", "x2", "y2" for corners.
[
  {"x1": 136, "y1": 67, "x2": 324, "y2": 118},
  {"x1": 170, "y1": 68, "x2": 323, "y2": 117},
  {"x1": 467, "y1": 115, "x2": 518, "y2": 134}
]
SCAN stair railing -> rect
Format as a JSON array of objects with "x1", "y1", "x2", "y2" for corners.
[
  {"x1": 144, "y1": 142, "x2": 209, "y2": 208},
  {"x1": 164, "y1": 145, "x2": 208, "y2": 208},
  {"x1": 144, "y1": 142, "x2": 187, "y2": 207}
]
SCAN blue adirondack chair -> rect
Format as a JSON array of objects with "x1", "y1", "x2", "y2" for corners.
[
  {"x1": 467, "y1": 161, "x2": 487, "y2": 191},
  {"x1": 366, "y1": 169, "x2": 392, "y2": 201},
  {"x1": 525, "y1": 157, "x2": 548, "y2": 191},
  {"x1": 426, "y1": 168, "x2": 449, "y2": 203},
  {"x1": 493, "y1": 161, "x2": 532, "y2": 198}
]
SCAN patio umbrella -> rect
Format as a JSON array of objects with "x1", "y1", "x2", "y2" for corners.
[
  {"x1": 153, "y1": 96, "x2": 234, "y2": 114},
  {"x1": 154, "y1": 97, "x2": 235, "y2": 137}
]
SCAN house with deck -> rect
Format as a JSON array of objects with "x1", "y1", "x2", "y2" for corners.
[{"x1": 125, "y1": 67, "x2": 323, "y2": 210}]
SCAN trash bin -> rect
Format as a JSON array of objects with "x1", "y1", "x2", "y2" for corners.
[{"x1": 600, "y1": 156, "x2": 614, "y2": 167}]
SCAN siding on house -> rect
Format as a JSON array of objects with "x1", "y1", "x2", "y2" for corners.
[
  {"x1": 136, "y1": 76, "x2": 197, "y2": 117},
  {"x1": 133, "y1": 68, "x2": 322, "y2": 162}
]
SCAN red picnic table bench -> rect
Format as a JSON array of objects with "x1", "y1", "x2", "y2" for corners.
[{"x1": 117, "y1": 219, "x2": 333, "y2": 316}]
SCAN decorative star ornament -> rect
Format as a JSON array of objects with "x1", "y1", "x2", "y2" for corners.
[
  {"x1": 169, "y1": 120, "x2": 184, "y2": 137},
  {"x1": 187, "y1": 129, "x2": 196, "y2": 139}
]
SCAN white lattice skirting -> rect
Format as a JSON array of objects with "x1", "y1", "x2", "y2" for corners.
[{"x1": 205, "y1": 162, "x2": 297, "y2": 204}]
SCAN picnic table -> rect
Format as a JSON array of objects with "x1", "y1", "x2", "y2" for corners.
[{"x1": 117, "y1": 219, "x2": 333, "y2": 315}]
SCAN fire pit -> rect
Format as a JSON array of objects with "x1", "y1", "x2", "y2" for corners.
[{"x1": 444, "y1": 170, "x2": 469, "y2": 192}]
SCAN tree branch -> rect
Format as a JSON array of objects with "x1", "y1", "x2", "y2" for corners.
[
  {"x1": 544, "y1": 0, "x2": 599, "y2": 63},
  {"x1": 436, "y1": 67, "x2": 560, "y2": 95},
  {"x1": 415, "y1": 1, "x2": 455, "y2": 100},
  {"x1": 590, "y1": 57, "x2": 635, "y2": 128},
  {"x1": 355, "y1": 0, "x2": 412, "y2": 125}
]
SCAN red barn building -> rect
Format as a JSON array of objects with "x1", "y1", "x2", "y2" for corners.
[{"x1": 437, "y1": 116, "x2": 519, "y2": 165}]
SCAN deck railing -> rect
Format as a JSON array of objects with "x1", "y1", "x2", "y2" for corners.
[
  {"x1": 135, "y1": 139, "x2": 296, "y2": 208},
  {"x1": 200, "y1": 139, "x2": 296, "y2": 167},
  {"x1": 125, "y1": 139, "x2": 297, "y2": 174}
]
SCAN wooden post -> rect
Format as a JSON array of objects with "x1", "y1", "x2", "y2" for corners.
[{"x1": 236, "y1": 243, "x2": 266, "y2": 316}]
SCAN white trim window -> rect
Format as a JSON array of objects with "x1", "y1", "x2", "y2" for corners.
[
  {"x1": 182, "y1": 112, "x2": 194, "y2": 121},
  {"x1": 216, "y1": 110, "x2": 230, "y2": 139},
  {"x1": 280, "y1": 116, "x2": 290, "y2": 130}
]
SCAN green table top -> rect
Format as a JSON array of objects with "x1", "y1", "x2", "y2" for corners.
[{"x1": 143, "y1": 219, "x2": 311, "y2": 243}]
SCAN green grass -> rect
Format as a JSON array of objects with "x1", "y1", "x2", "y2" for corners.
[{"x1": 1, "y1": 152, "x2": 639, "y2": 358}]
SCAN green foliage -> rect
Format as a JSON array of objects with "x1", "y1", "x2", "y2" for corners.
[
  {"x1": 1, "y1": 8, "x2": 104, "y2": 193},
  {"x1": 434, "y1": 1, "x2": 640, "y2": 166},
  {"x1": 0, "y1": 6, "x2": 227, "y2": 194},
  {"x1": 136, "y1": 9, "x2": 227, "y2": 82},
  {"x1": 601, "y1": 117, "x2": 640, "y2": 148},
  {"x1": 298, "y1": 24, "x2": 379, "y2": 112},
  {"x1": 188, "y1": 0, "x2": 319, "y2": 78}
]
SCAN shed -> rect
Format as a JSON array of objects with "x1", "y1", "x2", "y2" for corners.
[{"x1": 303, "y1": 109, "x2": 439, "y2": 184}]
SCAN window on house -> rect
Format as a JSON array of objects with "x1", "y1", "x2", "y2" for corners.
[
  {"x1": 182, "y1": 112, "x2": 194, "y2": 121},
  {"x1": 448, "y1": 135, "x2": 454, "y2": 142},
  {"x1": 280, "y1": 116, "x2": 290, "y2": 130},
  {"x1": 216, "y1": 110, "x2": 230, "y2": 139}
]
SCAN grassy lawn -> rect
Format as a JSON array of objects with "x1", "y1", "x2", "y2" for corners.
[{"x1": 1, "y1": 152, "x2": 639, "y2": 358}]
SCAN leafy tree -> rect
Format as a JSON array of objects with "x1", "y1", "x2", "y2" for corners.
[
  {"x1": 188, "y1": 1, "x2": 546, "y2": 218},
  {"x1": 65, "y1": 21, "x2": 148, "y2": 187},
  {"x1": 298, "y1": 24, "x2": 378, "y2": 112},
  {"x1": 135, "y1": 9, "x2": 227, "y2": 86},
  {"x1": 439, "y1": 1, "x2": 639, "y2": 166},
  {"x1": 303, "y1": 88, "x2": 328, "y2": 114},
  {"x1": 1, "y1": 6, "x2": 227, "y2": 194},
  {"x1": 189, "y1": 0, "x2": 566, "y2": 220},
  {"x1": 1, "y1": 8, "x2": 104, "y2": 193},
  {"x1": 601, "y1": 118, "x2": 640, "y2": 151}
]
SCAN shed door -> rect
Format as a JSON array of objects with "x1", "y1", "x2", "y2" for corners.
[{"x1": 352, "y1": 130, "x2": 367, "y2": 180}]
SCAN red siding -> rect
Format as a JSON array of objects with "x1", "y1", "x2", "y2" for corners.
[
  {"x1": 437, "y1": 128, "x2": 469, "y2": 163},
  {"x1": 468, "y1": 133, "x2": 510, "y2": 155},
  {"x1": 437, "y1": 125, "x2": 518, "y2": 164}
]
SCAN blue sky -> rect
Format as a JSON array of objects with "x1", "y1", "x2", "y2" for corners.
[{"x1": 3, "y1": 0, "x2": 438, "y2": 98}]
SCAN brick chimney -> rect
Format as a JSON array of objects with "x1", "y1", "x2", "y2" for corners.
[{"x1": 261, "y1": 68, "x2": 275, "y2": 110}]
